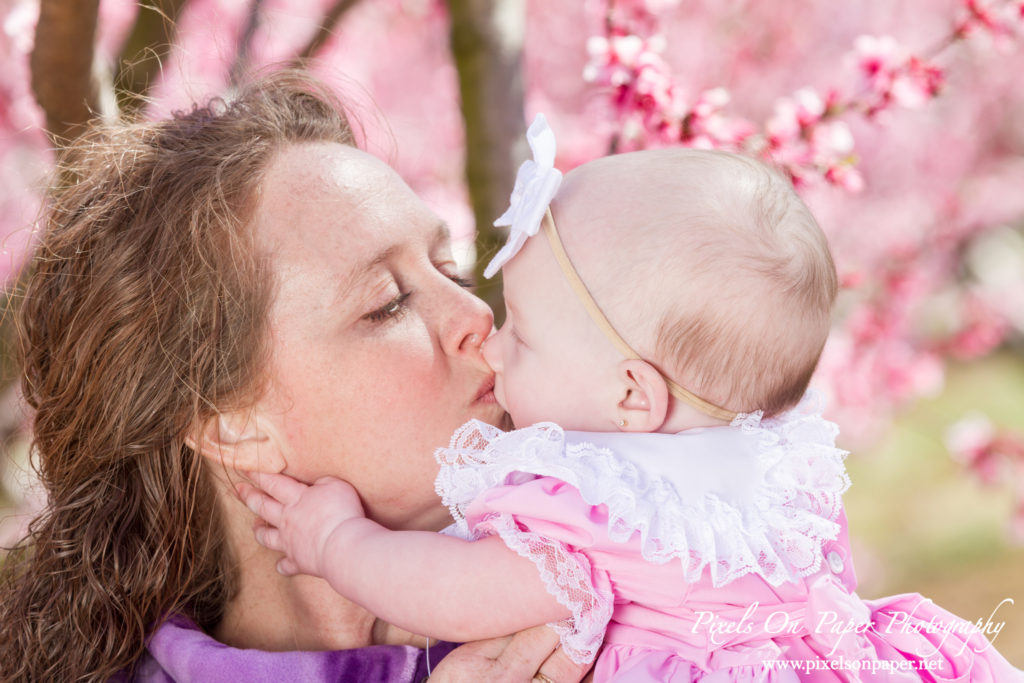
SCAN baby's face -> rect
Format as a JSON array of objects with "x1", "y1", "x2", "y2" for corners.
[{"x1": 482, "y1": 211, "x2": 621, "y2": 431}]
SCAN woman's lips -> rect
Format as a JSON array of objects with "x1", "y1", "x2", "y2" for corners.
[
  {"x1": 475, "y1": 377, "x2": 497, "y2": 404},
  {"x1": 472, "y1": 376, "x2": 507, "y2": 429}
]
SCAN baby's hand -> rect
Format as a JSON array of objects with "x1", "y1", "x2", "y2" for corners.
[{"x1": 237, "y1": 472, "x2": 365, "y2": 578}]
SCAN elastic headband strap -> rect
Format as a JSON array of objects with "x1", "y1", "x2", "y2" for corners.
[{"x1": 540, "y1": 209, "x2": 738, "y2": 423}]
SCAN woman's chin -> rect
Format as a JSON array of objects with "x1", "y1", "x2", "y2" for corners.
[{"x1": 470, "y1": 398, "x2": 507, "y2": 429}]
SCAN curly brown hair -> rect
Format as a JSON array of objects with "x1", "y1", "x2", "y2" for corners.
[{"x1": 0, "y1": 69, "x2": 355, "y2": 682}]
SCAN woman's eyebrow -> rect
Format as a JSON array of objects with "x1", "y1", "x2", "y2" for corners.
[
  {"x1": 362, "y1": 221, "x2": 449, "y2": 273},
  {"x1": 363, "y1": 246, "x2": 399, "y2": 273},
  {"x1": 341, "y1": 221, "x2": 452, "y2": 300},
  {"x1": 330, "y1": 248, "x2": 396, "y2": 309}
]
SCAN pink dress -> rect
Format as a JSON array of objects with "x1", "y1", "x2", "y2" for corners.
[{"x1": 435, "y1": 395, "x2": 1022, "y2": 682}]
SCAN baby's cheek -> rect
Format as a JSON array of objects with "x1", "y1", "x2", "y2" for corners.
[
  {"x1": 502, "y1": 386, "x2": 532, "y2": 429},
  {"x1": 492, "y1": 377, "x2": 510, "y2": 413}
]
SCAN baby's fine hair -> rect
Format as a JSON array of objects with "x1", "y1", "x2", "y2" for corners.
[{"x1": 648, "y1": 149, "x2": 838, "y2": 416}]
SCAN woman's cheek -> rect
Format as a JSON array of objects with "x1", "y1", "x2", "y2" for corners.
[{"x1": 381, "y1": 329, "x2": 436, "y2": 391}]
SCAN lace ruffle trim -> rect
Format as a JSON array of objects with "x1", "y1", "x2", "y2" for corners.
[
  {"x1": 476, "y1": 513, "x2": 612, "y2": 664},
  {"x1": 435, "y1": 392, "x2": 850, "y2": 588}
]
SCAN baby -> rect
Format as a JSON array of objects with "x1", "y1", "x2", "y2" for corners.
[{"x1": 243, "y1": 117, "x2": 1022, "y2": 681}]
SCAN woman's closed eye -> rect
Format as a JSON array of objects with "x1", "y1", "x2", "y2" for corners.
[
  {"x1": 435, "y1": 261, "x2": 473, "y2": 289},
  {"x1": 447, "y1": 273, "x2": 473, "y2": 289},
  {"x1": 364, "y1": 291, "x2": 412, "y2": 323},
  {"x1": 362, "y1": 268, "x2": 469, "y2": 324}
]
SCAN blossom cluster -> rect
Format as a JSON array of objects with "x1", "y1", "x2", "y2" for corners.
[
  {"x1": 583, "y1": 0, "x2": 1022, "y2": 192},
  {"x1": 946, "y1": 413, "x2": 1024, "y2": 542},
  {"x1": 851, "y1": 35, "x2": 944, "y2": 115}
]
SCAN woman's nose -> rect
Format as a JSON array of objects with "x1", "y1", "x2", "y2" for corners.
[{"x1": 444, "y1": 286, "x2": 494, "y2": 357}]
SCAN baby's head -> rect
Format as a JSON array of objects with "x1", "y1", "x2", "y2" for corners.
[{"x1": 484, "y1": 148, "x2": 837, "y2": 432}]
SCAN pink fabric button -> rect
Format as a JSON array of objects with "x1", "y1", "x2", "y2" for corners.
[{"x1": 826, "y1": 550, "x2": 844, "y2": 574}]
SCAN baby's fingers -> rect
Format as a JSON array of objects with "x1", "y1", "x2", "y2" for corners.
[
  {"x1": 254, "y1": 525, "x2": 285, "y2": 553},
  {"x1": 276, "y1": 557, "x2": 300, "y2": 576},
  {"x1": 250, "y1": 471, "x2": 310, "y2": 505},
  {"x1": 237, "y1": 482, "x2": 285, "y2": 525}
]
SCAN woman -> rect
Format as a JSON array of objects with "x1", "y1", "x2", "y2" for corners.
[{"x1": 0, "y1": 70, "x2": 585, "y2": 682}]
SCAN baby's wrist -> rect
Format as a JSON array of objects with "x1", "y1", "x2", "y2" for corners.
[{"x1": 318, "y1": 516, "x2": 384, "y2": 575}]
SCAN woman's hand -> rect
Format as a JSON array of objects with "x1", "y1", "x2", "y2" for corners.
[
  {"x1": 429, "y1": 625, "x2": 591, "y2": 683},
  {"x1": 237, "y1": 472, "x2": 364, "y2": 578}
]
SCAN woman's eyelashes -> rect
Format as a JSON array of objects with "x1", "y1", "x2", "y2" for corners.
[
  {"x1": 448, "y1": 273, "x2": 473, "y2": 289},
  {"x1": 430, "y1": 254, "x2": 472, "y2": 288},
  {"x1": 435, "y1": 262, "x2": 473, "y2": 289},
  {"x1": 364, "y1": 291, "x2": 412, "y2": 323}
]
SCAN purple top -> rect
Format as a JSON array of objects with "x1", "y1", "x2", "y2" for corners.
[{"x1": 126, "y1": 614, "x2": 457, "y2": 682}]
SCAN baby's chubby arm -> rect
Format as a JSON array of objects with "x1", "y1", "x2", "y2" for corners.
[{"x1": 238, "y1": 472, "x2": 571, "y2": 643}]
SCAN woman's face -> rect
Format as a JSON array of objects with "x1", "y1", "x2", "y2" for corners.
[{"x1": 253, "y1": 142, "x2": 502, "y2": 531}]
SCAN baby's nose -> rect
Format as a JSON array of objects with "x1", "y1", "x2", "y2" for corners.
[{"x1": 481, "y1": 332, "x2": 502, "y2": 372}]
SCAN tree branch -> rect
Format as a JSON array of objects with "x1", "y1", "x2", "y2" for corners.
[
  {"x1": 291, "y1": 0, "x2": 363, "y2": 65},
  {"x1": 30, "y1": 0, "x2": 101, "y2": 144},
  {"x1": 446, "y1": 0, "x2": 526, "y2": 321}
]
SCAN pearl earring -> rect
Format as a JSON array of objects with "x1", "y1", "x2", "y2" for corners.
[{"x1": 618, "y1": 418, "x2": 628, "y2": 428}]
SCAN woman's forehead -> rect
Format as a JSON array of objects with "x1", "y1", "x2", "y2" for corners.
[
  {"x1": 256, "y1": 143, "x2": 433, "y2": 252},
  {"x1": 263, "y1": 142, "x2": 397, "y2": 203},
  {"x1": 254, "y1": 142, "x2": 450, "y2": 313}
]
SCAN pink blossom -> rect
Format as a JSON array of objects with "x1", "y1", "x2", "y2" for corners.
[
  {"x1": 811, "y1": 120, "x2": 854, "y2": 157},
  {"x1": 2, "y1": 0, "x2": 35, "y2": 54},
  {"x1": 850, "y1": 35, "x2": 944, "y2": 113},
  {"x1": 853, "y1": 34, "x2": 910, "y2": 91},
  {"x1": 584, "y1": 29, "x2": 682, "y2": 143},
  {"x1": 946, "y1": 413, "x2": 1024, "y2": 536},
  {"x1": 946, "y1": 413, "x2": 998, "y2": 464},
  {"x1": 889, "y1": 57, "x2": 944, "y2": 108},
  {"x1": 583, "y1": 36, "x2": 611, "y2": 82},
  {"x1": 793, "y1": 87, "x2": 827, "y2": 123},
  {"x1": 765, "y1": 98, "x2": 802, "y2": 143},
  {"x1": 943, "y1": 294, "x2": 1011, "y2": 358},
  {"x1": 825, "y1": 164, "x2": 865, "y2": 193},
  {"x1": 691, "y1": 86, "x2": 729, "y2": 118},
  {"x1": 680, "y1": 88, "x2": 755, "y2": 148},
  {"x1": 614, "y1": 34, "x2": 646, "y2": 66}
]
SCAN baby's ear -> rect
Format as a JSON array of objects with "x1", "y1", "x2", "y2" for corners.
[
  {"x1": 186, "y1": 409, "x2": 287, "y2": 474},
  {"x1": 614, "y1": 359, "x2": 669, "y2": 432}
]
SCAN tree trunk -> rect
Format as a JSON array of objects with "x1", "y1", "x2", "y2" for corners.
[
  {"x1": 115, "y1": 0, "x2": 191, "y2": 115},
  {"x1": 446, "y1": 0, "x2": 526, "y2": 321},
  {"x1": 30, "y1": 0, "x2": 102, "y2": 144}
]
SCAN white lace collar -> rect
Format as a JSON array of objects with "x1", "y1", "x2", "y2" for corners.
[{"x1": 435, "y1": 392, "x2": 850, "y2": 587}]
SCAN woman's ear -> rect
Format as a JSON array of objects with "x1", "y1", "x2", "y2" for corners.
[
  {"x1": 614, "y1": 359, "x2": 669, "y2": 432},
  {"x1": 186, "y1": 409, "x2": 287, "y2": 474}
]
